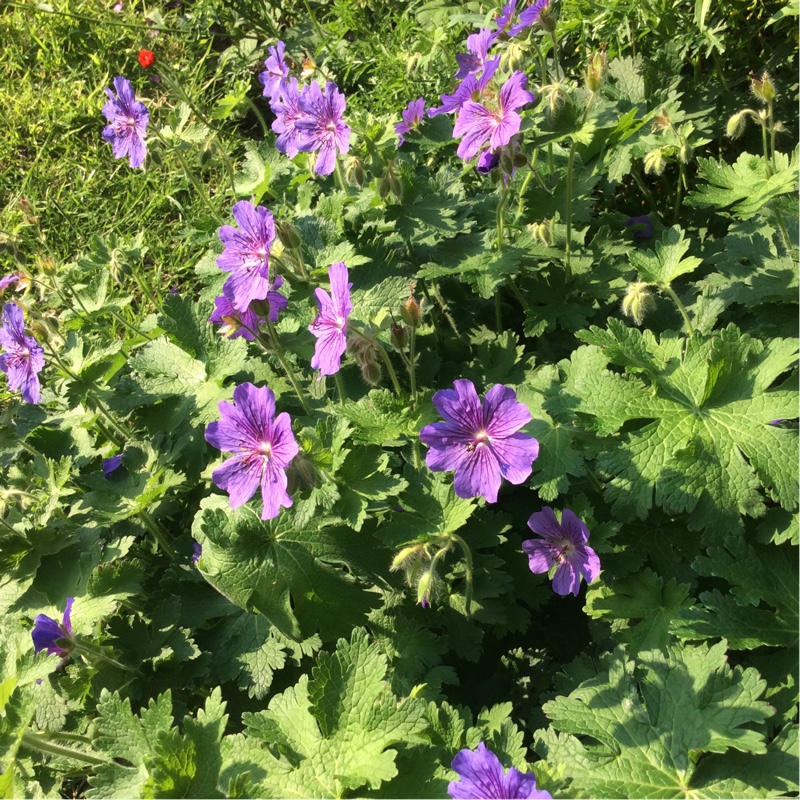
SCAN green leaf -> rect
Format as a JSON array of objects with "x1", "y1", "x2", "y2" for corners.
[
  {"x1": 192, "y1": 496, "x2": 379, "y2": 641},
  {"x1": 338, "y1": 388, "x2": 417, "y2": 445},
  {"x1": 243, "y1": 629, "x2": 427, "y2": 797},
  {"x1": 629, "y1": 225, "x2": 703, "y2": 286},
  {"x1": 536, "y1": 642, "x2": 774, "y2": 798}
]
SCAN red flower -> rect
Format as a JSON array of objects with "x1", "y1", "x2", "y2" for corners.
[{"x1": 138, "y1": 49, "x2": 155, "y2": 68}]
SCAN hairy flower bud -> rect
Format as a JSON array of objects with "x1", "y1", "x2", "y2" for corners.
[
  {"x1": 621, "y1": 282, "x2": 655, "y2": 326},
  {"x1": 378, "y1": 163, "x2": 402, "y2": 201},
  {"x1": 344, "y1": 155, "x2": 364, "y2": 187},
  {"x1": 276, "y1": 219, "x2": 301, "y2": 251},
  {"x1": 360, "y1": 360, "x2": 382, "y2": 386},
  {"x1": 539, "y1": 82, "x2": 569, "y2": 123},
  {"x1": 399, "y1": 294, "x2": 422, "y2": 328},
  {"x1": 644, "y1": 149, "x2": 666, "y2": 175},
  {"x1": 678, "y1": 140, "x2": 693, "y2": 164},
  {"x1": 750, "y1": 70, "x2": 776, "y2": 103},
  {"x1": 416, "y1": 570, "x2": 435, "y2": 607},
  {"x1": 651, "y1": 108, "x2": 671, "y2": 131},
  {"x1": 503, "y1": 40, "x2": 527, "y2": 73},
  {"x1": 390, "y1": 322, "x2": 408, "y2": 350},
  {"x1": 287, "y1": 450, "x2": 317, "y2": 493},
  {"x1": 585, "y1": 50, "x2": 607, "y2": 93},
  {"x1": 530, "y1": 221, "x2": 551, "y2": 245},
  {"x1": 538, "y1": 2, "x2": 556, "y2": 32},
  {"x1": 726, "y1": 110, "x2": 748, "y2": 139}
]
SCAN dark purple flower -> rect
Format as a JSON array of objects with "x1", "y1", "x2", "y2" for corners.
[
  {"x1": 209, "y1": 276, "x2": 287, "y2": 340},
  {"x1": 495, "y1": 0, "x2": 517, "y2": 35},
  {"x1": 101, "y1": 76, "x2": 149, "y2": 169},
  {"x1": 428, "y1": 58, "x2": 500, "y2": 118},
  {"x1": 522, "y1": 507, "x2": 601, "y2": 595},
  {"x1": 624, "y1": 214, "x2": 654, "y2": 239},
  {"x1": 309, "y1": 262, "x2": 352, "y2": 377},
  {"x1": 271, "y1": 78, "x2": 307, "y2": 158},
  {"x1": 453, "y1": 71, "x2": 534, "y2": 160},
  {"x1": 0, "y1": 303, "x2": 44, "y2": 404},
  {"x1": 32, "y1": 599, "x2": 75, "y2": 657},
  {"x1": 259, "y1": 40, "x2": 290, "y2": 100},
  {"x1": 205, "y1": 383, "x2": 299, "y2": 520},
  {"x1": 509, "y1": 0, "x2": 549, "y2": 37},
  {"x1": 455, "y1": 29, "x2": 497, "y2": 79},
  {"x1": 0, "y1": 274, "x2": 19, "y2": 292},
  {"x1": 102, "y1": 454, "x2": 124, "y2": 478},
  {"x1": 420, "y1": 379, "x2": 539, "y2": 503},
  {"x1": 295, "y1": 82, "x2": 351, "y2": 176},
  {"x1": 395, "y1": 98, "x2": 426, "y2": 145},
  {"x1": 477, "y1": 148, "x2": 501, "y2": 174},
  {"x1": 217, "y1": 201, "x2": 276, "y2": 314},
  {"x1": 448, "y1": 743, "x2": 552, "y2": 799},
  {"x1": 192, "y1": 541, "x2": 202, "y2": 563}
]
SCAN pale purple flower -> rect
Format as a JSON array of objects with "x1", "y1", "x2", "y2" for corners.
[
  {"x1": 271, "y1": 77, "x2": 307, "y2": 158},
  {"x1": 448, "y1": 743, "x2": 552, "y2": 799},
  {"x1": 428, "y1": 57, "x2": 500, "y2": 117},
  {"x1": 455, "y1": 29, "x2": 497, "y2": 79},
  {"x1": 295, "y1": 82, "x2": 351, "y2": 176},
  {"x1": 101, "y1": 76, "x2": 149, "y2": 169},
  {"x1": 0, "y1": 303, "x2": 44, "y2": 404},
  {"x1": 395, "y1": 98, "x2": 426, "y2": 145},
  {"x1": 32, "y1": 599, "x2": 75, "y2": 657},
  {"x1": 0, "y1": 274, "x2": 19, "y2": 292},
  {"x1": 259, "y1": 41, "x2": 290, "y2": 100},
  {"x1": 495, "y1": 0, "x2": 517, "y2": 35},
  {"x1": 102, "y1": 454, "x2": 124, "y2": 478},
  {"x1": 217, "y1": 201, "x2": 276, "y2": 314},
  {"x1": 453, "y1": 71, "x2": 534, "y2": 160},
  {"x1": 522, "y1": 507, "x2": 601, "y2": 596},
  {"x1": 309, "y1": 262, "x2": 352, "y2": 377},
  {"x1": 420, "y1": 379, "x2": 539, "y2": 503},
  {"x1": 509, "y1": 0, "x2": 549, "y2": 37},
  {"x1": 205, "y1": 383, "x2": 299, "y2": 520},
  {"x1": 477, "y1": 148, "x2": 501, "y2": 174}
]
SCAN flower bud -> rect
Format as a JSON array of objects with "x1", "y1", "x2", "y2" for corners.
[
  {"x1": 344, "y1": 155, "x2": 364, "y2": 187},
  {"x1": 726, "y1": 110, "x2": 748, "y2": 139},
  {"x1": 539, "y1": 2, "x2": 556, "y2": 32},
  {"x1": 678, "y1": 140, "x2": 693, "y2": 164},
  {"x1": 37, "y1": 255, "x2": 58, "y2": 277},
  {"x1": 391, "y1": 544, "x2": 422, "y2": 572},
  {"x1": 390, "y1": 322, "x2": 408, "y2": 350},
  {"x1": 276, "y1": 219, "x2": 301, "y2": 251},
  {"x1": 585, "y1": 50, "x2": 607, "y2": 93},
  {"x1": 540, "y1": 82, "x2": 569, "y2": 123},
  {"x1": 751, "y1": 70, "x2": 776, "y2": 103},
  {"x1": 416, "y1": 570, "x2": 434, "y2": 607},
  {"x1": 287, "y1": 451, "x2": 317, "y2": 493},
  {"x1": 399, "y1": 294, "x2": 422, "y2": 328},
  {"x1": 530, "y1": 221, "x2": 551, "y2": 245},
  {"x1": 378, "y1": 165, "x2": 402, "y2": 201},
  {"x1": 621, "y1": 282, "x2": 655, "y2": 326},
  {"x1": 651, "y1": 108, "x2": 671, "y2": 131},
  {"x1": 503, "y1": 40, "x2": 527, "y2": 72},
  {"x1": 360, "y1": 360, "x2": 382, "y2": 386},
  {"x1": 643, "y1": 149, "x2": 666, "y2": 175}
]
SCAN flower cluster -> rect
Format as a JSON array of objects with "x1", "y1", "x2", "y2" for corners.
[
  {"x1": 262, "y1": 42, "x2": 351, "y2": 176},
  {"x1": 0, "y1": 302, "x2": 44, "y2": 404}
]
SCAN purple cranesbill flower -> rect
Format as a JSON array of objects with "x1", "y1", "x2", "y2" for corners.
[
  {"x1": 259, "y1": 40, "x2": 290, "y2": 100},
  {"x1": 454, "y1": 29, "x2": 497, "y2": 79},
  {"x1": 509, "y1": 0, "x2": 549, "y2": 37},
  {"x1": 428, "y1": 57, "x2": 500, "y2": 118},
  {"x1": 453, "y1": 71, "x2": 534, "y2": 160},
  {"x1": 210, "y1": 276, "x2": 287, "y2": 340},
  {"x1": 32, "y1": 599, "x2": 75, "y2": 657},
  {"x1": 0, "y1": 274, "x2": 19, "y2": 292},
  {"x1": 420, "y1": 379, "x2": 539, "y2": 503},
  {"x1": 395, "y1": 98, "x2": 426, "y2": 145},
  {"x1": 624, "y1": 214, "x2": 654, "y2": 239},
  {"x1": 102, "y1": 453, "x2": 124, "y2": 478},
  {"x1": 192, "y1": 541, "x2": 202, "y2": 563},
  {"x1": 295, "y1": 81, "x2": 351, "y2": 176},
  {"x1": 205, "y1": 383, "x2": 299, "y2": 520},
  {"x1": 271, "y1": 77, "x2": 307, "y2": 158},
  {"x1": 495, "y1": 0, "x2": 517, "y2": 35},
  {"x1": 477, "y1": 148, "x2": 501, "y2": 174},
  {"x1": 101, "y1": 76, "x2": 149, "y2": 169},
  {"x1": 309, "y1": 261, "x2": 352, "y2": 377},
  {"x1": 217, "y1": 201, "x2": 276, "y2": 314},
  {"x1": 448, "y1": 743, "x2": 552, "y2": 799},
  {"x1": 0, "y1": 303, "x2": 44, "y2": 404},
  {"x1": 522, "y1": 507, "x2": 601, "y2": 596}
]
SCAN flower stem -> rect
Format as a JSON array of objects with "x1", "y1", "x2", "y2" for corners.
[
  {"x1": 20, "y1": 731, "x2": 108, "y2": 766},
  {"x1": 333, "y1": 372, "x2": 346, "y2": 405},
  {"x1": 88, "y1": 395, "x2": 133, "y2": 442},
  {"x1": 408, "y1": 328, "x2": 418, "y2": 411},
  {"x1": 549, "y1": 31, "x2": 562, "y2": 78},
  {"x1": 412, "y1": 439, "x2": 422, "y2": 470},
  {"x1": 496, "y1": 182, "x2": 509, "y2": 251},
  {"x1": 672, "y1": 161, "x2": 685, "y2": 225},
  {"x1": 333, "y1": 159, "x2": 348, "y2": 193},
  {"x1": 662, "y1": 284, "x2": 694, "y2": 336},
  {"x1": 73, "y1": 639, "x2": 136, "y2": 672},
  {"x1": 516, "y1": 167, "x2": 534, "y2": 217},
  {"x1": 274, "y1": 349, "x2": 312, "y2": 415},
  {"x1": 245, "y1": 97, "x2": 271, "y2": 139},
  {"x1": 137, "y1": 510, "x2": 178, "y2": 559},
  {"x1": 448, "y1": 532, "x2": 474, "y2": 618},
  {"x1": 377, "y1": 345, "x2": 402, "y2": 395},
  {"x1": 564, "y1": 143, "x2": 576, "y2": 281}
]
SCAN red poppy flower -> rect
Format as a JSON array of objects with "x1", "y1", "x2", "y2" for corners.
[{"x1": 138, "y1": 49, "x2": 155, "y2": 68}]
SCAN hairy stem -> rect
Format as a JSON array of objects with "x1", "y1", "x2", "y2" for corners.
[
  {"x1": 448, "y1": 532, "x2": 474, "y2": 618},
  {"x1": 662, "y1": 284, "x2": 694, "y2": 336},
  {"x1": 20, "y1": 731, "x2": 107, "y2": 766}
]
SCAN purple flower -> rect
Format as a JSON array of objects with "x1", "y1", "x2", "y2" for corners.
[
  {"x1": 624, "y1": 214, "x2": 654, "y2": 239},
  {"x1": 101, "y1": 76, "x2": 149, "y2": 169},
  {"x1": 395, "y1": 98, "x2": 426, "y2": 145},
  {"x1": 428, "y1": 58, "x2": 500, "y2": 118},
  {"x1": 0, "y1": 303, "x2": 44, "y2": 404},
  {"x1": 309, "y1": 262, "x2": 352, "y2": 377},
  {"x1": 0, "y1": 274, "x2": 19, "y2": 292},
  {"x1": 420, "y1": 379, "x2": 539, "y2": 503},
  {"x1": 295, "y1": 82, "x2": 351, "y2": 176},
  {"x1": 509, "y1": 0, "x2": 549, "y2": 37},
  {"x1": 259, "y1": 41, "x2": 290, "y2": 100},
  {"x1": 192, "y1": 541, "x2": 202, "y2": 563},
  {"x1": 217, "y1": 201, "x2": 276, "y2": 314},
  {"x1": 495, "y1": 0, "x2": 517, "y2": 35},
  {"x1": 271, "y1": 77, "x2": 307, "y2": 158},
  {"x1": 477, "y1": 148, "x2": 501, "y2": 174},
  {"x1": 209, "y1": 277, "x2": 286, "y2": 340},
  {"x1": 522, "y1": 507, "x2": 601, "y2": 595},
  {"x1": 102, "y1": 454, "x2": 124, "y2": 478},
  {"x1": 455, "y1": 29, "x2": 497, "y2": 79},
  {"x1": 32, "y1": 599, "x2": 75, "y2": 657},
  {"x1": 453, "y1": 71, "x2": 534, "y2": 160},
  {"x1": 205, "y1": 383, "x2": 299, "y2": 520},
  {"x1": 448, "y1": 743, "x2": 552, "y2": 799}
]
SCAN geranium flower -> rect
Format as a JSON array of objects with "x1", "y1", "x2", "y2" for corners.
[
  {"x1": 0, "y1": 274, "x2": 19, "y2": 292},
  {"x1": 259, "y1": 40, "x2": 290, "y2": 100},
  {"x1": 419, "y1": 379, "x2": 539, "y2": 503},
  {"x1": 102, "y1": 453, "x2": 124, "y2": 478},
  {"x1": 32, "y1": 599, "x2": 75, "y2": 657},
  {"x1": 309, "y1": 261, "x2": 352, "y2": 377},
  {"x1": 0, "y1": 302, "x2": 45, "y2": 404},
  {"x1": 210, "y1": 277, "x2": 286, "y2": 340},
  {"x1": 508, "y1": 0, "x2": 549, "y2": 37},
  {"x1": 522, "y1": 507, "x2": 601, "y2": 595},
  {"x1": 217, "y1": 201, "x2": 276, "y2": 313},
  {"x1": 101, "y1": 76, "x2": 149, "y2": 168},
  {"x1": 477, "y1": 148, "x2": 501, "y2": 174},
  {"x1": 428, "y1": 57, "x2": 500, "y2": 117},
  {"x1": 448, "y1": 743, "x2": 552, "y2": 799},
  {"x1": 205, "y1": 383, "x2": 299, "y2": 520},
  {"x1": 453, "y1": 71, "x2": 534, "y2": 160},
  {"x1": 295, "y1": 82, "x2": 351, "y2": 176},
  {"x1": 271, "y1": 77, "x2": 307, "y2": 158},
  {"x1": 455, "y1": 29, "x2": 497, "y2": 79},
  {"x1": 395, "y1": 98, "x2": 426, "y2": 145}
]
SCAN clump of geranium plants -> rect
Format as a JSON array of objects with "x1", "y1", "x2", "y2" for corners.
[{"x1": 0, "y1": 0, "x2": 797, "y2": 796}]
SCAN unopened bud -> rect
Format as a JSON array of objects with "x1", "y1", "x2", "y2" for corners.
[
  {"x1": 399, "y1": 294, "x2": 422, "y2": 328},
  {"x1": 287, "y1": 451, "x2": 316, "y2": 493},
  {"x1": 276, "y1": 219, "x2": 301, "y2": 250},
  {"x1": 390, "y1": 322, "x2": 408, "y2": 350},
  {"x1": 360, "y1": 360, "x2": 382, "y2": 386},
  {"x1": 726, "y1": 110, "x2": 748, "y2": 139},
  {"x1": 378, "y1": 163, "x2": 402, "y2": 200},
  {"x1": 751, "y1": 70, "x2": 776, "y2": 103},
  {"x1": 391, "y1": 544, "x2": 422, "y2": 572},
  {"x1": 652, "y1": 108, "x2": 671, "y2": 131},
  {"x1": 502, "y1": 40, "x2": 526, "y2": 72},
  {"x1": 678, "y1": 140, "x2": 693, "y2": 164},
  {"x1": 344, "y1": 155, "x2": 364, "y2": 187},
  {"x1": 644, "y1": 149, "x2": 666, "y2": 175},
  {"x1": 538, "y1": 2, "x2": 556, "y2": 32},
  {"x1": 540, "y1": 82, "x2": 568, "y2": 123},
  {"x1": 530, "y1": 221, "x2": 551, "y2": 245},
  {"x1": 37, "y1": 256, "x2": 58, "y2": 276},
  {"x1": 621, "y1": 282, "x2": 655, "y2": 326},
  {"x1": 416, "y1": 571, "x2": 434, "y2": 607},
  {"x1": 585, "y1": 50, "x2": 607, "y2": 93}
]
